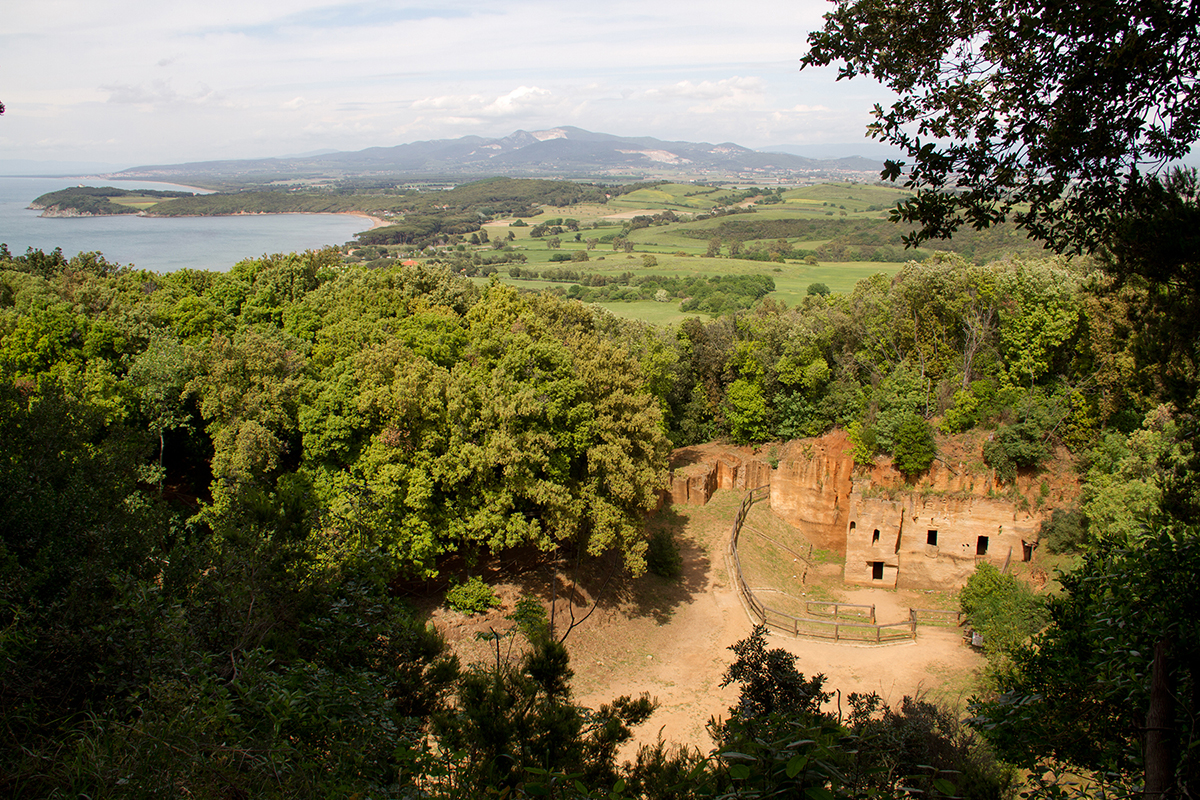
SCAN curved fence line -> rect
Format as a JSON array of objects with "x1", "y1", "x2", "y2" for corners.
[{"x1": 728, "y1": 485, "x2": 958, "y2": 644}]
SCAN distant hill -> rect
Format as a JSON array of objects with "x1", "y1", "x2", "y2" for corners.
[{"x1": 112, "y1": 127, "x2": 887, "y2": 184}]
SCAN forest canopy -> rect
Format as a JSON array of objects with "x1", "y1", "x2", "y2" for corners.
[{"x1": 1, "y1": 234, "x2": 1197, "y2": 796}]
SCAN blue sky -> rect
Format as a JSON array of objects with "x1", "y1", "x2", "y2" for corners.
[{"x1": 1, "y1": 1, "x2": 897, "y2": 168}]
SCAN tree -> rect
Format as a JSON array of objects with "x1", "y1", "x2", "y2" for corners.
[
  {"x1": 801, "y1": 0, "x2": 1200, "y2": 272},
  {"x1": 432, "y1": 605, "x2": 654, "y2": 793},
  {"x1": 126, "y1": 331, "x2": 192, "y2": 490},
  {"x1": 982, "y1": 421, "x2": 1050, "y2": 483},
  {"x1": 972, "y1": 531, "x2": 1198, "y2": 798},
  {"x1": 892, "y1": 412, "x2": 936, "y2": 477},
  {"x1": 724, "y1": 378, "x2": 771, "y2": 445},
  {"x1": 959, "y1": 563, "x2": 1047, "y2": 665}
]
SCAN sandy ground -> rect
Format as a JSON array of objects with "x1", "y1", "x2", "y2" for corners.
[
  {"x1": 429, "y1": 490, "x2": 984, "y2": 756},
  {"x1": 345, "y1": 212, "x2": 389, "y2": 229}
]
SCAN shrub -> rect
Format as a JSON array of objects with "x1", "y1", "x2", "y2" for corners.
[
  {"x1": 892, "y1": 413, "x2": 937, "y2": 477},
  {"x1": 646, "y1": 527, "x2": 683, "y2": 579},
  {"x1": 983, "y1": 421, "x2": 1049, "y2": 482},
  {"x1": 446, "y1": 576, "x2": 500, "y2": 614},
  {"x1": 960, "y1": 563, "x2": 1047, "y2": 663},
  {"x1": 939, "y1": 387, "x2": 980, "y2": 433},
  {"x1": 1040, "y1": 506, "x2": 1088, "y2": 553},
  {"x1": 847, "y1": 420, "x2": 877, "y2": 467}
]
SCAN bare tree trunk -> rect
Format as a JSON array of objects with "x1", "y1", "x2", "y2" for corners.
[{"x1": 1144, "y1": 639, "x2": 1175, "y2": 799}]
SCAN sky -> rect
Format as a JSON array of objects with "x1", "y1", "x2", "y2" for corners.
[{"x1": 0, "y1": 0, "x2": 899, "y2": 169}]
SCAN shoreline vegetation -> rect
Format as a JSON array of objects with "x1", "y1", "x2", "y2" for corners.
[
  {"x1": 24, "y1": 178, "x2": 1052, "y2": 288},
  {"x1": 26, "y1": 184, "x2": 386, "y2": 229}
]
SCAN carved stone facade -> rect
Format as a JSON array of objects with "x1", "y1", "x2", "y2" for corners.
[
  {"x1": 666, "y1": 433, "x2": 1046, "y2": 591},
  {"x1": 842, "y1": 488, "x2": 1040, "y2": 589}
]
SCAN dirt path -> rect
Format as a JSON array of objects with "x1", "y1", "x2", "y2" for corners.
[{"x1": 432, "y1": 489, "x2": 985, "y2": 754}]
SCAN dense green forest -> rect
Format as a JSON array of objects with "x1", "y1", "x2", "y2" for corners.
[
  {"x1": 6, "y1": 0, "x2": 1200, "y2": 790},
  {"x1": 1, "y1": 235, "x2": 1196, "y2": 796},
  {"x1": 32, "y1": 177, "x2": 618, "y2": 220},
  {"x1": 29, "y1": 186, "x2": 198, "y2": 216}
]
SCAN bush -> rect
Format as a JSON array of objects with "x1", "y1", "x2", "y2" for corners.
[
  {"x1": 983, "y1": 421, "x2": 1049, "y2": 482},
  {"x1": 1040, "y1": 506, "x2": 1088, "y2": 553},
  {"x1": 892, "y1": 413, "x2": 937, "y2": 476},
  {"x1": 847, "y1": 420, "x2": 877, "y2": 467},
  {"x1": 646, "y1": 527, "x2": 683, "y2": 579},
  {"x1": 446, "y1": 576, "x2": 500, "y2": 614},
  {"x1": 960, "y1": 563, "x2": 1047, "y2": 663}
]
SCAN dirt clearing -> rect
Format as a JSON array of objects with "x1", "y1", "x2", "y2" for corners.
[{"x1": 429, "y1": 489, "x2": 985, "y2": 753}]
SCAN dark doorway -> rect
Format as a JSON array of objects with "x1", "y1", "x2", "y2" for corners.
[
  {"x1": 976, "y1": 535, "x2": 989, "y2": 556},
  {"x1": 872, "y1": 561, "x2": 884, "y2": 580},
  {"x1": 927, "y1": 530, "x2": 938, "y2": 546}
]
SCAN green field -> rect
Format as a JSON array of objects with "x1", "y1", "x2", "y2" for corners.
[
  {"x1": 108, "y1": 196, "x2": 163, "y2": 210},
  {"x1": 374, "y1": 180, "x2": 1045, "y2": 326},
  {"x1": 473, "y1": 253, "x2": 902, "y2": 315},
  {"x1": 449, "y1": 181, "x2": 942, "y2": 324}
]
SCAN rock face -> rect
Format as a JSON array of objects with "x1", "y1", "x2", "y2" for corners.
[
  {"x1": 665, "y1": 432, "x2": 1046, "y2": 591},
  {"x1": 843, "y1": 490, "x2": 1040, "y2": 589},
  {"x1": 768, "y1": 434, "x2": 857, "y2": 553},
  {"x1": 667, "y1": 443, "x2": 773, "y2": 504}
]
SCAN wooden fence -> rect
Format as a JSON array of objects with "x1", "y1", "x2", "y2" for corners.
[
  {"x1": 909, "y1": 607, "x2": 963, "y2": 626},
  {"x1": 728, "y1": 486, "x2": 961, "y2": 644}
]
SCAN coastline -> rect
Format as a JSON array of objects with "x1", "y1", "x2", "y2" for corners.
[
  {"x1": 344, "y1": 211, "x2": 389, "y2": 229},
  {"x1": 167, "y1": 210, "x2": 391, "y2": 231},
  {"x1": 34, "y1": 207, "x2": 391, "y2": 231}
]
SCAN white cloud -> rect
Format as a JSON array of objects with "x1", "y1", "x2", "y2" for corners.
[
  {"x1": 0, "y1": 1, "x2": 897, "y2": 163},
  {"x1": 482, "y1": 86, "x2": 554, "y2": 116},
  {"x1": 103, "y1": 79, "x2": 222, "y2": 107},
  {"x1": 641, "y1": 76, "x2": 766, "y2": 115},
  {"x1": 408, "y1": 86, "x2": 566, "y2": 128}
]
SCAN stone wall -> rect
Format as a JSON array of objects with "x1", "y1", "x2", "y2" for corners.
[{"x1": 666, "y1": 443, "x2": 774, "y2": 505}]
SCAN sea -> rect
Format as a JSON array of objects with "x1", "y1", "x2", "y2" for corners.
[{"x1": 0, "y1": 176, "x2": 371, "y2": 273}]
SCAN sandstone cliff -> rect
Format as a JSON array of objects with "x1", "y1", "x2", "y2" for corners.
[{"x1": 665, "y1": 430, "x2": 1073, "y2": 590}]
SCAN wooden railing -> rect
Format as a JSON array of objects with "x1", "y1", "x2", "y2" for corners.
[
  {"x1": 909, "y1": 607, "x2": 963, "y2": 626},
  {"x1": 728, "y1": 485, "x2": 959, "y2": 644}
]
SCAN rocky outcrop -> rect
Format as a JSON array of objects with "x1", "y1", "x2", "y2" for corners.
[
  {"x1": 768, "y1": 434, "x2": 856, "y2": 554},
  {"x1": 667, "y1": 443, "x2": 773, "y2": 504}
]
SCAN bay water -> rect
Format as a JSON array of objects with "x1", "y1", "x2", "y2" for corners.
[{"x1": 0, "y1": 176, "x2": 371, "y2": 273}]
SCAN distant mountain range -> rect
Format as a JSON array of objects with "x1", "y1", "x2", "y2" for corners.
[{"x1": 110, "y1": 126, "x2": 888, "y2": 183}]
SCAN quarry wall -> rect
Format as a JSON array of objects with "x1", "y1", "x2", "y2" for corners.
[{"x1": 667, "y1": 433, "x2": 1044, "y2": 591}]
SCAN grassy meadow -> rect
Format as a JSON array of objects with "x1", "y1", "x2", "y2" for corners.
[{"x1": 468, "y1": 181, "x2": 919, "y2": 321}]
